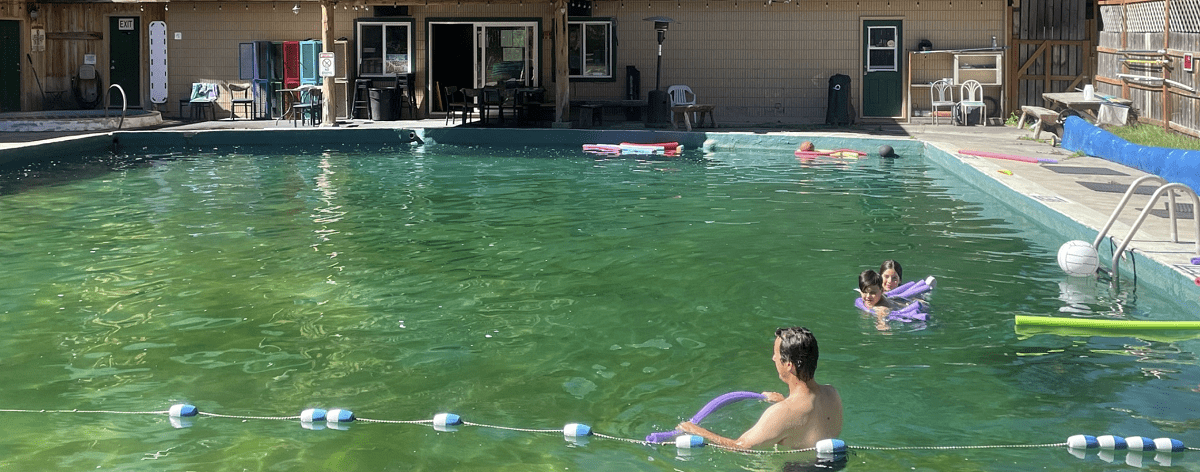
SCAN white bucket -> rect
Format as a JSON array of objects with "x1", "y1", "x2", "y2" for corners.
[{"x1": 1083, "y1": 84, "x2": 1095, "y2": 100}]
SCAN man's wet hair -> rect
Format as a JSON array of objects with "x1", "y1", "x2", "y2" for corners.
[{"x1": 775, "y1": 327, "x2": 818, "y2": 381}]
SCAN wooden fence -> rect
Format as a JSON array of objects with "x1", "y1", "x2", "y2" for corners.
[
  {"x1": 1097, "y1": 0, "x2": 1200, "y2": 136},
  {"x1": 1008, "y1": 0, "x2": 1094, "y2": 115}
]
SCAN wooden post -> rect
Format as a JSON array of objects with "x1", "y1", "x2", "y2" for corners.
[
  {"x1": 321, "y1": 0, "x2": 337, "y2": 127},
  {"x1": 554, "y1": 0, "x2": 570, "y2": 125},
  {"x1": 1163, "y1": 0, "x2": 1171, "y2": 131},
  {"x1": 1120, "y1": 0, "x2": 1129, "y2": 100}
]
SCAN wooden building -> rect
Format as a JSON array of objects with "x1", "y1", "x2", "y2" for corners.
[{"x1": 4, "y1": 0, "x2": 1027, "y2": 125}]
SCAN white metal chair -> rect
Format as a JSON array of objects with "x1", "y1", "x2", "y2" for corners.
[
  {"x1": 930, "y1": 79, "x2": 955, "y2": 125},
  {"x1": 957, "y1": 79, "x2": 986, "y2": 126}
]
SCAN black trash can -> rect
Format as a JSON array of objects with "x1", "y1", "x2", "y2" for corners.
[
  {"x1": 646, "y1": 89, "x2": 670, "y2": 125},
  {"x1": 369, "y1": 88, "x2": 394, "y2": 121},
  {"x1": 825, "y1": 74, "x2": 852, "y2": 126}
]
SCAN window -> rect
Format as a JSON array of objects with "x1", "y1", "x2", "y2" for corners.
[
  {"x1": 357, "y1": 19, "x2": 414, "y2": 76},
  {"x1": 866, "y1": 26, "x2": 897, "y2": 72},
  {"x1": 568, "y1": 19, "x2": 613, "y2": 79}
]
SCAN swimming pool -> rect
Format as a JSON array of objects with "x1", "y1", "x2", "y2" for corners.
[{"x1": 0, "y1": 137, "x2": 1197, "y2": 471}]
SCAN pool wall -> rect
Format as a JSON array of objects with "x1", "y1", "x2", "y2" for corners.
[
  {"x1": 0, "y1": 134, "x2": 114, "y2": 168},
  {"x1": 0, "y1": 110, "x2": 163, "y2": 132},
  {"x1": 110, "y1": 127, "x2": 921, "y2": 157},
  {"x1": 923, "y1": 141, "x2": 1200, "y2": 306}
]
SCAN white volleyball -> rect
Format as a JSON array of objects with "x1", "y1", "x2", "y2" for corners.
[{"x1": 1057, "y1": 240, "x2": 1100, "y2": 277}]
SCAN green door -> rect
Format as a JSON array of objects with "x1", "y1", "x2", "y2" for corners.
[
  {"x1": 0, "y1": 21, "x2": 20, "y2": 112},
  {"x1": 109, "y1": 17, "x2": 141, "y2": 107},
  {"x1": 862, "y1": 20, "x2": 902, "y2": 118}
]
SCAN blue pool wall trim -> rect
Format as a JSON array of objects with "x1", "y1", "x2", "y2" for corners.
[
  {"x1": 1061, "y1": 116, "x2": 1200, "y2": 193},
  {"x1": 924, "y1": 140, "x2": 1200, "y2": 305}
]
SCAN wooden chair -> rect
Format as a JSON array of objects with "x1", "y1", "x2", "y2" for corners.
[
  {"x1": 185, "y1": 83, "x2": 219, "y2": 121},
  {"x1": 229, "y1": 83, "x2": 257, "y2": 120},
  {"x1": 443, "y1": 86, "x2": 474, "y2": 125}
]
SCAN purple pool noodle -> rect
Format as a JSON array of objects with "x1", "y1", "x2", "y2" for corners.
[
  {"x1": 645, "y1": 391, "x2": 767, "y2": 443},
  {"x1": 892, "y1": 281, "x2": 929, "y2": 299},
  {"x1": 689, "y1": 391, "x2": 767, "y2": 423},
  {"x1": 1038, "y1": 158, "x2": 1059, "y2": 164},
  {"x1": 885, "y1": 280, "x2": 919, "y2": 298},
  {"x1": 1192, "y1": 257, "x2": 1200, "y2": 265},
  {"x1": 857, "y1": 298, "x2": 928, "y2": 322},
  {"x1": 889, "y1": 277, "x2": 935, "y2": 299}
]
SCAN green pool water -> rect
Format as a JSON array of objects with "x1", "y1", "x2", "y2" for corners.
[{"x1": 1, "y1": 143, "x2": 1197, "y2": 471}]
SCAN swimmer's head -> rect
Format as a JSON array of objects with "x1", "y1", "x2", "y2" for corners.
[
  {"x1": 799, "y1": 141, "x2": 815, "y2": 152},
  {"x1": 858, "y1": 270, "x2": 886, "y2": 307},
  {"x1": 880, "y1": 260, "x2": 902, "y2": 291},
  {"x1": 775, "y1": 327, "x2": 818, "y2": 381}
]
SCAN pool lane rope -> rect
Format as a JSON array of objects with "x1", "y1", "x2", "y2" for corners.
[{"x1": 2, "y1": 405, "x2": 1195, "y2": 459}]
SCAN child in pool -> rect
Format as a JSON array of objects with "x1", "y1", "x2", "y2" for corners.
[
  {"x1": 879, "y1": 259, "x2": 902, "y2": 292},
  {"x1": 858, "y1": 269, "x2": 899, "y2": 318}
]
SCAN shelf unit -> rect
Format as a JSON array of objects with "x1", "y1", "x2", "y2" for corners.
[
  {"x1": 906, "y1": 50, "x2": 1004, "y2": 123},
  {"x1": 954, "y1": 52, "x2": 1002, "y2": 86}
]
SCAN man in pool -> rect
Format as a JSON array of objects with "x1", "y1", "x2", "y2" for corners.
[{"x1": 677, "y1": 327, "x2": 843, "y2": 450}]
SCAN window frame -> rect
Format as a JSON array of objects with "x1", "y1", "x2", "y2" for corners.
[
  {"x1": 355, "y1": 17, "x2": 416, "y2": 78},
  {"x1": 567, "y1": 17, "x2": 616, "y2": 82},
  {"x1": 865, "y1": 25, "x2": 898, "y2": 72}
]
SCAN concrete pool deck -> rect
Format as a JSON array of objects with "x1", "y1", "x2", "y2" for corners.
[{"x1": 2, "y1": 116, "x2": 1199, "y2": 300}]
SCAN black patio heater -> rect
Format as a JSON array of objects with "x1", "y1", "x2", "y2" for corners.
[{"x1": 643, "y1": 16, "x2": 676, "y2": 125}]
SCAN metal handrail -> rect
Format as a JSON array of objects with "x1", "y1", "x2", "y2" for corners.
[
  {"x1": 1105, "y1": 182, "x2": 1200, "y2": 276},
  {"x1": 1091, "y1": 175, "x2": 1168, "y2": 249},
  {"x1": 101, "y1": 84, "x2": 127, "y2": 130}
]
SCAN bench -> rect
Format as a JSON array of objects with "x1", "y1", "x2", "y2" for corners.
[
  {"x1": 571, "y1": 100, "x2": 648, "y2": 128},
  {"x1": 670, "y1": 104, "x2": 717, "y2": 131},
  {"x1": 1018, "y1": 105, "x2": 1060, "y2": 140}
]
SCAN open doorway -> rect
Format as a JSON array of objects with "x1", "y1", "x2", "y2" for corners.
[
  {"x1": 428, "y1": 20, "x2": 539, "y2": 114},
  {"x1": 429, "y1": 23, "x2": 473, "y2": 113},
  {"x1": 0, "y1": 20, "x2": 21, "y2": 112}
]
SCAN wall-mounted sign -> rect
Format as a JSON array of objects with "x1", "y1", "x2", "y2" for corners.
[
  {"x1": 30, "y1": 28, "x2": 45, "y2": 52},
  {"x1": 319, "y1": 51, "x2": 338, "y2": 76},
  {"x1": 84, "y1": 54, "x2": 97, "y2": 65},
  {"x1": 1185, "y1": 53, "x2": 1194, "y2": 73}
]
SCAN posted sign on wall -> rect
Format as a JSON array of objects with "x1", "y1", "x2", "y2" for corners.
[{"x1": 319, "y1": 52, "x2": 335, "y2": 77}]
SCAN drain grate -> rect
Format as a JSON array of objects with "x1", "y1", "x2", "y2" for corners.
[{"x1": 1031, "y1": 194, "x2": 1069, "y2": 203}]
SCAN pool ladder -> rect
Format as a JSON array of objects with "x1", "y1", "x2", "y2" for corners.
[
  {"x1": 1091, "y1": 175, "x2": 1200, "y2": 277},
  {"x1": 101, "y1": 84, "x2": 128, "y2": 130}
]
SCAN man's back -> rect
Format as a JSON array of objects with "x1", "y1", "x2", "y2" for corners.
[{"x1": 757, "y1": 381, "x2": 842, "y2": 449}]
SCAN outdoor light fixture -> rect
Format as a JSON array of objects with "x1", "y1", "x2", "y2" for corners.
[
  {"x1": 28, "y1": 4, "x2": 38, "y2": 20},
  {"x1": 293, "y1": 3, "x2": 300, "y2": 14}
]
